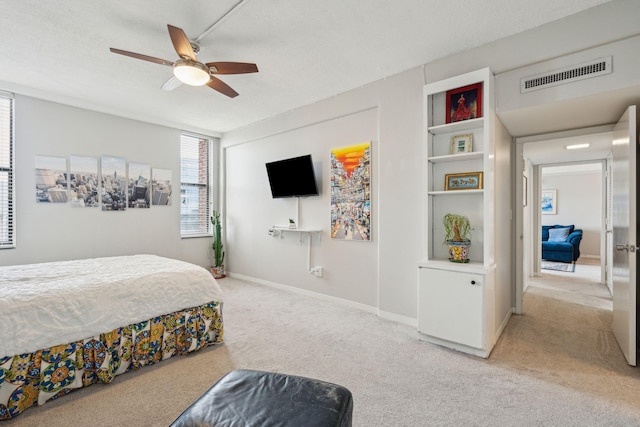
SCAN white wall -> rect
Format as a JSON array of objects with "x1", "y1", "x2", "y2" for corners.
[
  {"x1": 226, "y1": 108, "x2": 379, "y2": 306},
  {"x1": 0, "y1": 95, "x2": 214, "y2": 268},
  {"x1": 541, "y1": 168, "x2": 602, "y2": 258},
  {"x1": 223, "y1": 68, "x2": 424, "y2": 322}
]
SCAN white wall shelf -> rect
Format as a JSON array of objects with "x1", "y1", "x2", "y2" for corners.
[
  {"x1": 427, "y1": 117, "x2": 484, "y2": 135},
  {"x1": 428, "y1": 189, "x2": 484, "y2": 196},
  {"x1": 428, "y1": 152, "x2": 484, "y2": 163},
  {"x1": 269, "y1": 226, "x2": 321, "y2": 235}
]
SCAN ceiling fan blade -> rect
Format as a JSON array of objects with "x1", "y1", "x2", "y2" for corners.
[
  {"x1": 160, "y1": 76, "x2": 183, "y2": 91},
  {"x1": 110, "y1": 48, "x2": 174, "y2": 66},
  {"x1": 206, "y1": 76, "x2": 239, "y2": 98},
  {"x1": 167, "y1": 24, "x2": 195, "y2": 61},
  {"x1": 206, "y1": 62, "x2": 259, "y2": 75}
]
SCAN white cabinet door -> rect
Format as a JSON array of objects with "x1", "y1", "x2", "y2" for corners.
[{"x1": 418, "y1": 267, "x2": 484, "y2": 349}]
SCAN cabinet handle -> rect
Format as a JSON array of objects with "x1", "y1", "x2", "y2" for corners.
[{"x1": 470, "y1": 280, "x2": 476, "y2": 285}]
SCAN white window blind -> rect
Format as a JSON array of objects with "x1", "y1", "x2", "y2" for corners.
[
  {"x1": 180, "y1": 133, "x2": 217, "y2": 237},
  {"x1": 0, "y1": 92, "x2": 14, "y2": 248}
]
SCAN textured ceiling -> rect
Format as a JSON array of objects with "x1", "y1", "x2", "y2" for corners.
[{"x1": 0, "y1": 0, "x2": 613, "y2": 134}]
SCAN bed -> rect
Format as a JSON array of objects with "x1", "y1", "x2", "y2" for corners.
[{"x1": 0, "y1": 254, "x2": 224, "y2": 420}]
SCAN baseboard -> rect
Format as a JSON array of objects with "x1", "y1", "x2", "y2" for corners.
[
  {"x1": 378, "y1": 310, "x2": 417, "y2": 328},
  {"x1": 495, "y1": 310, "x2": 512, "y2": 343},
  {"x1": 228, "y1": 272, "x2": 378, "y2": 315},
  {"x1": 417, "y1": 333, "x2": 489, "y2": 358}
]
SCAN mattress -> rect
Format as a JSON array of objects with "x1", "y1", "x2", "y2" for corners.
[{"x1": 0, "y1": 254, "x2": 223, "y2": 358}]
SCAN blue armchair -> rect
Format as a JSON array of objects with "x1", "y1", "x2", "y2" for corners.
[{"x1": 542, "y1": 224, "x2": 582, "y2": 263}]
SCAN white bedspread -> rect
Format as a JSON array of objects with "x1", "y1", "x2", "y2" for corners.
[{"x1": 0, "y1": 254, "x2": 223, "y2": 358}]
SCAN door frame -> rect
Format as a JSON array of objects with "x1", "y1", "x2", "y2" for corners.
[{"x1": 513, "y1": 125, "x2": 614, "y2": 314}]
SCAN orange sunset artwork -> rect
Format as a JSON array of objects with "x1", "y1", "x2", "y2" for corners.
[{"x1": 330, "y1": 141, "x2": 371, "y2": 241}]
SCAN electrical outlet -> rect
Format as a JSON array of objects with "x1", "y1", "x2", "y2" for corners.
[{"x1": 309, "y1": 266, "x2": 323, "y2": 277}]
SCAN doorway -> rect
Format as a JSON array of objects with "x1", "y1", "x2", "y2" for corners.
[
  {"x1": 514, "y1": 126, "x2": 614, "y2": 314},
  {"x1": 527, "y1": 159, "x2": 610, "y2": 313}
]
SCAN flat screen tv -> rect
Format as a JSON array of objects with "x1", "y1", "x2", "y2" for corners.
[{"x1": 265, "y1": 154, "x2": 319, "y2": 198}]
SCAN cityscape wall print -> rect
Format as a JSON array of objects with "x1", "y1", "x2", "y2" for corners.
[
  {"x1": 69, "y1": 156, "x2": 99, "y2": 207},
  {"x1": 151, "y1": 168, "x2": 172, "y2": 206},
  {"x1": 36, "y1": 153, "x2": 173, "y2": 211},
  {"x1": 330, "y1": 141, "x2": 371, "y2": 241},
  {"x1": 101, "y1": 156, "x2": 127, "y2": 211},
  {"x1": 128, "y1": 162, "x2": 151, "y2": 208},
  {"x1": 35, "y1": 155, "x2": 68, "y2": 203}
]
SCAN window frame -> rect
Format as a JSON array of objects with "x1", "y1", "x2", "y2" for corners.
[
  {"x1": 179, "y1": 132, "x2": 218, "y2": 238},
  {"x1": 0, "y1": 91, "x2": 14, "y2": 249}
]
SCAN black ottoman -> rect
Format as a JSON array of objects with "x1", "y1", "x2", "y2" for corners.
[{"x1": 170, "y1": 369, "x2": 353, "y2": 427}]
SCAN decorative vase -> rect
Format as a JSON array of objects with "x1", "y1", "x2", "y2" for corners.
[
  {"x1": 211, "y1": 265, "x2": 226, "y2": 279},
  {"x1": 447, "y1": 240, "x2": 470, "y2": 263}
]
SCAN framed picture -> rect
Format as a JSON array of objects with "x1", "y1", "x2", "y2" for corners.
[
  {"x1": 541, "y1": 189, "x2": 557, "y2": 215},
  {"x1": 330, "y1": 141, "x2": 371, "y2": 241},
  {"x1": 450, "y1": 134, "x2": 473, "y2": 154},
  {"x1": 446, "y1": 82, "x2": 483, "y2": 123},
  {"x1": 101, "y1": 156, "x2": 127, "y2": 211},
  {"x1": 151, "y1": 168, "x2": 172, "y2": 206},
  {"x1": 70, "y1": 155, "x2": 99, "y2": 208},
  {"x1": 35, "y1": 155, "x2": 68, "y2": 203},
  {"x1": 445, "y1": 171, "x2": 483, "y2": 191}
]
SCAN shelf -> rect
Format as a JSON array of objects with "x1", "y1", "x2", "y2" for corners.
[
  {"x1": 268, "y1": 227, "x2": 322, "y2": 242},
  {"x1": 428, "y1": 189, "x2": 484, "y2": 196},
  {"x1": 427, "y1": 118, "x2": 484, "y2": 135},
  {"x1": 418, "y1": 259, "x2": 495, "y2": 274},
  {"x1": 428, "y1": 152, "x2": 483, "y2": 163},
  {"x1": 269, "y1": 226, "x2": 321, "y2": 234}
]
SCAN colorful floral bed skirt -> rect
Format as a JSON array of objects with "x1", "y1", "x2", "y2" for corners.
[{"x1": 0, "y1": 301, "x2": 223, "y2": 420}]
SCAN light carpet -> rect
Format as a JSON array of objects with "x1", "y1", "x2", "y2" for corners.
[{"x1": 6, "y1": 275, "x2": 640, "y2": 426}]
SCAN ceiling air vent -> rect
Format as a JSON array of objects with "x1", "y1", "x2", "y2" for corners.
[{"x1": 520, "y1": 56, "x2": 612, "y2": 93}]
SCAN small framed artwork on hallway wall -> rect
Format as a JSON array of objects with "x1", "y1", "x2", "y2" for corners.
[{"x1": 542, "y1": 189, "x2": 557, "y2": 215}]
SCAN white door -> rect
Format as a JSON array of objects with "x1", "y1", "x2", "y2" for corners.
[{"x1": 612, "y1": 105, "x2": 638, "y2": 366}]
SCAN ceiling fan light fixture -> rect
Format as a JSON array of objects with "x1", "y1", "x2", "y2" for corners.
[{"x1": 173, "y1": 59, "x2": 210, "y2": 86}]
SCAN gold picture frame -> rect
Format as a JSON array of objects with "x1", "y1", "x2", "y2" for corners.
[
  {"x1": 445, "y1": 171, "x2": 483, "y2": 191},
  {"x1": 450, "y1": 134, "x2": 473, "y2": 154}
]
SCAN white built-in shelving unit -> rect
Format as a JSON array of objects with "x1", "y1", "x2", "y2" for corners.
[{"x1": 417, "y1": 68, "x2": 511, "y2": 358}]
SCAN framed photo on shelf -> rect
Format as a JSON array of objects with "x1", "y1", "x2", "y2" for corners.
[
  {"x1": 446, "y1": 83, "x2": 483, "y2": 123},
  {"x1": 450, "y1": 134, "x2": 473, "y2": 154},
  {"x1": 445, "y1": 171, "x2": 483, "y2": 191}
]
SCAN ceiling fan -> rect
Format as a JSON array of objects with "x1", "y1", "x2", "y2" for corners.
[{"x1": 110, "y1": 24, "x2": 258, "y2": 98}]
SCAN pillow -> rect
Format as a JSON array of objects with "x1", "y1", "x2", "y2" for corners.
[
  {"x1": 548, "y1": 227, "x2": 570, "y2": 242},
  {"x1": 554, "y1": 224, "x2": 575, "y2": 234}
]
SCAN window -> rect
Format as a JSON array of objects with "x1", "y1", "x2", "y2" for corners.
[
  {"x1": 0, "y1": 92, "x2": 14, "y2": 248},
  {"x1": 180, "y1": 133, "x2": 217, "y2": 237}
]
